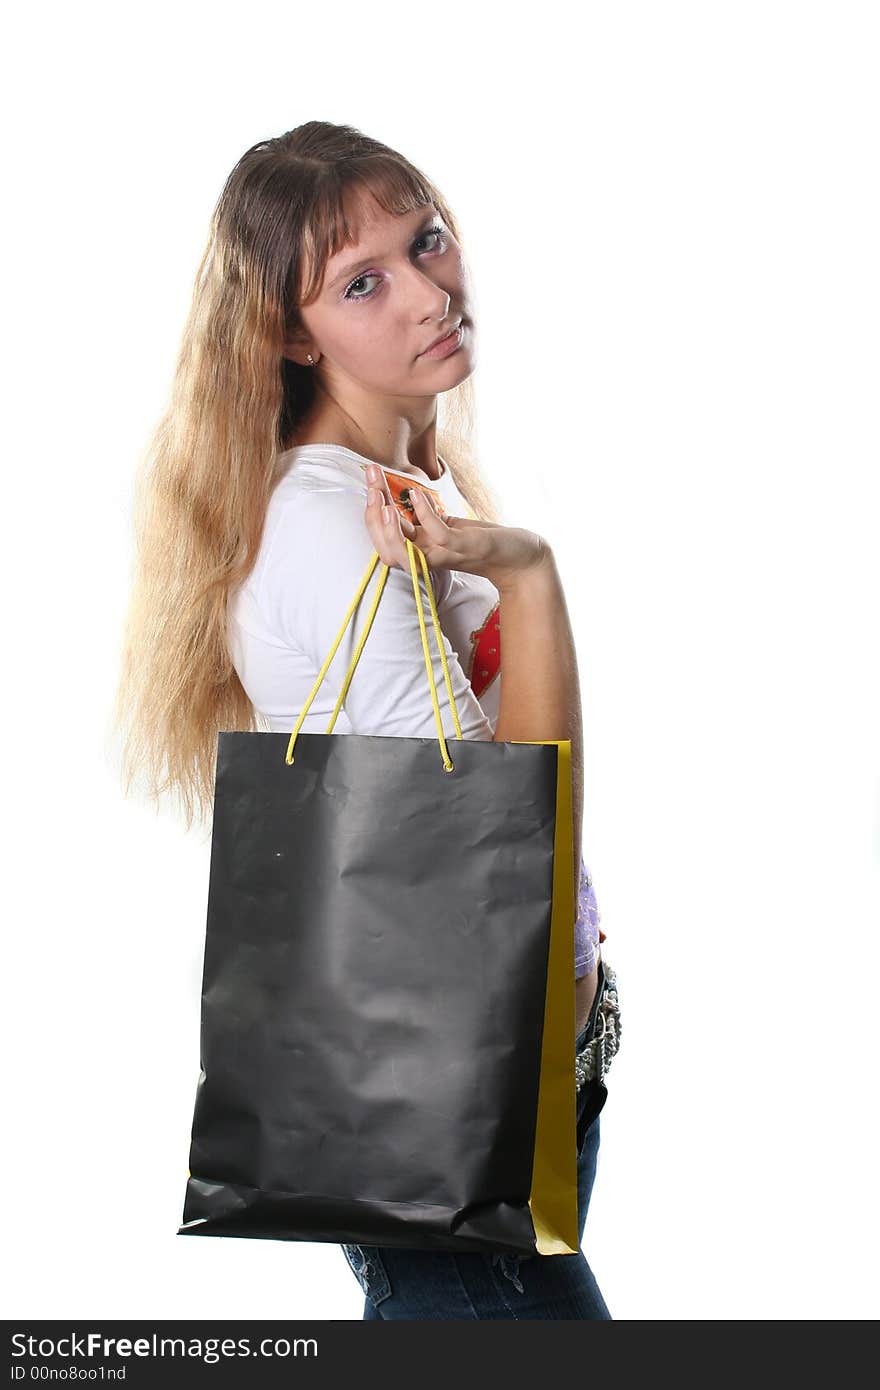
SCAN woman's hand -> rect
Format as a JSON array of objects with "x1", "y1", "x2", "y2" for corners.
[{"x1": 363, "y1": 463, "x2": 551, "y2": 592}]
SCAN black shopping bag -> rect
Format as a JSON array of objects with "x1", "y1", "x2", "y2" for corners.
[{"x1": 178, "y1": 535, "x2": 579, "y2": 1256}]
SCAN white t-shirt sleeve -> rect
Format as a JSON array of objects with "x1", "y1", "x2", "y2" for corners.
[{"x1": 257, "y1": 483, "x2": 495, "y2": 742}]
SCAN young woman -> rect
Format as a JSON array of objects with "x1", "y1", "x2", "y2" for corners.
[{"x1": 115, "y1": 119, "x2": 621, "y2": 1320}]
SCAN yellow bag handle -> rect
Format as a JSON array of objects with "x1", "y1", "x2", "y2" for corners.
[{"x1": 285, "y1": 536, "x2": 463, "y2": 772}]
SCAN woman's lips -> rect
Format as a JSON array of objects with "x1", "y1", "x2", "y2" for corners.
[{"x1": 420, "y1": 324, "x2": 464, "y2": 359}]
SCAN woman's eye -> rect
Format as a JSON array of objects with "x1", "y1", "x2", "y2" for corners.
[
  {"x1": 344, "y1": 272, "x2": 382, "y2": 301},
  {"x1": 343, "y1": 225, "x2": 448, "y2": 302},
  {"x1": 414, "y1": 227, "x2": 446, "y2": 256}
]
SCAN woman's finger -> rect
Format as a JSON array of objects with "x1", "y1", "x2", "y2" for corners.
[
  {"x1": 364, "y1": 484, "x2": 418, "y2": 570},
  {"x1": 367, "y1": 470, "x2": 414, "y2": 534},
  {"x1": 408, "y1": 485, "x2": 449, "y2": 538},
  {"x1": 381, "y1": 499, "x2": 416, "y2": 541}
]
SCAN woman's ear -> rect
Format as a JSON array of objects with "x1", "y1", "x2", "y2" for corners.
[
  {"x1": 282, "y1": 347, "x2": 318, "y2": 366},
  {"x1": 281, "y1": 332, "x2": 319, "y2": 367}
]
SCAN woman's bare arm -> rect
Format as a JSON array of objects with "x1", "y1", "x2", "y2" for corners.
[{"x1": 492, "y1": 554, "x2": 584, "y2": 916}]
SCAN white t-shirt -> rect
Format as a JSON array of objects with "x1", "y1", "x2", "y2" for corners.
[{"x1": 226, "y1": 442, "x2": 600, "y2": 978}]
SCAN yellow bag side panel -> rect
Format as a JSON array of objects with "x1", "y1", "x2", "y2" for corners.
[{"x1": 511, "y1": 737, "x2": 579, "y2": 1255}]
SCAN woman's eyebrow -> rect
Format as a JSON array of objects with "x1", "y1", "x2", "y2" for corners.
[{"x1": 326, "y1": 212, "x2": 441, "y2": 289}]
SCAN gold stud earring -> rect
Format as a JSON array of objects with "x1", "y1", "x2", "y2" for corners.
[{"x1": 306, "y1": 353, "x2": 315, "y2": 366}]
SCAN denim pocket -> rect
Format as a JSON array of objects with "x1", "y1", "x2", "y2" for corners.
[{"x1": 341, "y1": 1243, "x2": 392, "y2": 1307}]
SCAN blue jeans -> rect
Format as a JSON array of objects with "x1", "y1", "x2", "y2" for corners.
[{"x1": 341, "y1": 960, "x2": 613, "y2": 1319}]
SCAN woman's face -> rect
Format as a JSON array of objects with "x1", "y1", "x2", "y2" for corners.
[{"x1": 288, "y1": 192, "x2": 476, "y2": 396}]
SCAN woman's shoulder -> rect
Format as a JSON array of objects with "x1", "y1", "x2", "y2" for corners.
[
  {"x1": 259, "y1": 448, "x2": 373, "y2": 566},
  {"x1": 271, "y1": 445, "x2": 369, "y2": 508},
  {"x1": 247, "y1": 448, "x2": 409, "y2": 617},
  {"x1": 227, "y1": 451, "x2": 359, "y2": 624}
]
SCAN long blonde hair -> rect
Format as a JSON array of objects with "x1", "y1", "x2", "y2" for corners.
[{"x1": 112, "y1": 120, "x2": 501, "y2": 838}]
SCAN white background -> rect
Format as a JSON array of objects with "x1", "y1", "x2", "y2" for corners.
[{"x1": 4, "y1": 0, "x2": 878, "y2": 1321}]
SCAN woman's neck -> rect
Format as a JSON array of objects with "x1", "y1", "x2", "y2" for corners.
[{"x1": 284, "y1": 422, "x2": 444, "y2": 483}]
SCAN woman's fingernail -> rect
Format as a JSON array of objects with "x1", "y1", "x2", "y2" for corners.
[{"x1": 382, "y1": 504, "x2": 392, "y2": 524}]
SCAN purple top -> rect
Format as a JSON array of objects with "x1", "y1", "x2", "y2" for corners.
[{"x1": 574, "y1": 853, "x2": 603, "y2": 979}]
